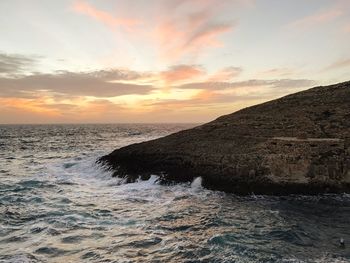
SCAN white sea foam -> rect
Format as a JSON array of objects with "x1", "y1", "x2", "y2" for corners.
[{"x1": 191, "y1": 177, "x2": 202, "y2": 189}]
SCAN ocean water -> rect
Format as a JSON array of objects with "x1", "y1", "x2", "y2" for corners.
[{"x1": 0, "y1": 124, "x2": 349, "y2": 263}]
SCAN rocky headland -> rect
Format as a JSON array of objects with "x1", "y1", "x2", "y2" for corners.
[{"x1": 99, "y1": 81, "x2": 350, "y2": 195}]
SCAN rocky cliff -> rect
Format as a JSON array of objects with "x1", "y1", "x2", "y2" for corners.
[{"x1": 99, "y1": 81, "x2": 350, "y2": 195}]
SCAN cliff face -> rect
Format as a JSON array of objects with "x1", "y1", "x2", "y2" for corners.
[{"x1": 99, "y1": 81, "x2": 350, "y2": 195}]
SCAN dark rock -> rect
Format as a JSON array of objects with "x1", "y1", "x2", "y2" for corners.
[{"x1": 99, "y1": 81, "x2": 350, "y2": 195}]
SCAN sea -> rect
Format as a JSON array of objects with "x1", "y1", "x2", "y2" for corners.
[{"x1": 0, "y1": 124, "x2": 349, "y2": 263}]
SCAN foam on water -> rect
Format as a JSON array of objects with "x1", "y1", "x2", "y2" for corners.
[{"x1": 191, "y1": 176, "x2": 203, "y2": 190}]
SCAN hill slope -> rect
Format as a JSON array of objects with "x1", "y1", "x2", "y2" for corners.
[{"x1": 99, "y1": 81, "x2": 350, "y2": 194}]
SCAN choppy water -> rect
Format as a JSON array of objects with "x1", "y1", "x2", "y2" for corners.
[{"x1": 0, "y1": 124, "x2": 349, "y2": 263}]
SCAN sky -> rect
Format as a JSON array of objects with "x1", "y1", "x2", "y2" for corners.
[{"x1": 0, "y1": 0, "x2": 349, "y2": 124}]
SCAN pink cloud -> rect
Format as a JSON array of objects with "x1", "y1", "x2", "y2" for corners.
[
  {"x1": 72, "y1": 0, "x2": 139, "y2": 29},
  {"x1": 70, "y1": 0, "x2": 251, "y2": 64},
  {"x1": 157, "y1": 65, "x2": 242, "y2": 86},
  {"x1": 324, "y1": 58, "x2": 350, "y2": 71},
  {"x1": 287, "y1": 1, "x2": 348, "y2": 30},
  {"x1": 289, "y1": 10, "x2": 342, "y2": 29},
  {"x1": 344, "y1": 23, "x2": 350, "y2": 33},
  {"x1": 154, "y1": 2, "x2": 236, "y2": 62},
  {"x1": 159, "y1": 65, "x2": 205, "y2": 85}
]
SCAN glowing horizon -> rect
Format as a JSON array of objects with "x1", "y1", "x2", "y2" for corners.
[{"x1": 0, "y1": 0, "x2": 349, "y2": 124}]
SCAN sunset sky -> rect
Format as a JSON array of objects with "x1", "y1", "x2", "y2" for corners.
[{"x1": 0, "y1": 0, "x2": 349, "y2": 124}]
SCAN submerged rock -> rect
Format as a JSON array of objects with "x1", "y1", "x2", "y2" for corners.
[{"x1": 99, "y1": 81, "x2": 350, "y2": 195}]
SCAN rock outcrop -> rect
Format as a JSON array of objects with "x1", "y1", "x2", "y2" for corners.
[{"x1": 99, "y1": 81, "x2": 350, "y2": 195}]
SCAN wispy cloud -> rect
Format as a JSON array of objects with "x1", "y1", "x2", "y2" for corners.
[
  {"x1": 324, "y1": 58, "x2": 350, "y2": 71},
  {"x1": 0, "y1": 53, "x2": 38, "y2": 75},
  {"x1": 207, "y1": 67, "x2": 242, "y2": 82},
  {"x1": 257, "y1": 68, "x2": 296, "y2": 78},
  {"x1": 69, "y1": 0, "x2": 251, "y2": 64},
  {"x1": 154, "y1": 2, "x2": 236, "y2": 62},
  {"x1": 177, "y1": 79, "x2": 315, "y2": 91},
  {"x1": 147, "y1": 78, "x2": 315, "y2": 112},
  {"x1": 287, "y1": 1, "x2": 348, "y2": 30},
  {"x1": 289, "y1": 9, "x2": 342, "y2": 29},
  {"x1": 344, "y1": 23, "x2": 350, "y2": 33},
  {"x1": 72, "y1": 0, "x2": 140, "y2": 29}
]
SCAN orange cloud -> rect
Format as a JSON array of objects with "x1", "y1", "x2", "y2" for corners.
[
  {"x1": 0, "y1": 76, "x2": 315, "y2": 124},
  {"x1": 72, "y1": 0, "x2": 139, "y2": 29},
  {"x1": 192, "y1": 89, "x2": 216, "y2": 101},
  {"x1": 159, "y1": 65, "x2": 205, "y2": 85},
  {"x1": 0, "y1": 98, "x2": 61, "y2": 117},
  {"x1": 0, "y1": 96, "x2": 134, "y2": 123},
  {"x1": 208, "y1": 67, "x2": 242, "y2": 82}
]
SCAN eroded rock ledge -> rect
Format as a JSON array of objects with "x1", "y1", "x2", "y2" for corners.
[{"x1": 99, "y1": 81, "x2": 350, "y2": 195}]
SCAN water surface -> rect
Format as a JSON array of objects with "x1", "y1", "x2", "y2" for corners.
[{"x1": 0, "y1": 124, "x2": 349, "y2": 262}]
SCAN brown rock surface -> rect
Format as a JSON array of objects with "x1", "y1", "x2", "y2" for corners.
[{"x1": 99, "y1": 81, "x2": 350, "y2": 194}]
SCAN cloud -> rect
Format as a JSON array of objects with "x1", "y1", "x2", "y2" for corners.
[
  {"x1": 0, "y1": 50, "x2": 315, "y2": 123},
  {"x1": 0, "y1": 53, "x2": 38, "y2": 75},
  {"x1": 0, "y1": 97, "x2": 62, "y2": 117},
  {"x1": 148, "y1": 78, "x2": 316, "y2": 108},
  {"x1": 141, "y1": 64, "x2": 242, "y2": 87},
  {"x1": 147, "y1": 91, "x2": 277, "y2": 109},
  {"x1": 324, "y1": 58, "x2": 350, "y2": 71},
  {"x1": 0, "y1": 97, "x2": 130, "y2": 123},
  {"x1": 344, "y1": 23, "x2": 350, "y2": 33},
  {"x1": 70, "y1": 68, "x2": 152, "y2": 81},
  {"x1": 159, "y1": 64, "x2": 206, "y2": 85},
  {"x1": 0, "y1": 58, "x2": 248, "y2": 100},
  {"x1": 257, "y1": 68, "x2": 296, "y2": 78},
  {"x1": 207, "y1": 66, "x2": 242, "y2": 82},
  {"x1": 2, "y1": 75, "x2": 312, "y2": 124},
  {"x1": 70, "y1": 0, "x2": 251, "y2": 63},
  {"x1": 185, "y1": 22, "x2": 233, "y2": 48},
  {"x1": 287, "y1": 1, "x2": 348, "y2": 30},
  {"x1": 289, "y1": 10, "x2": 342, "y2": 29},
  {"x1": 177, "y1": 79, "x2": 315, "y2": 91},
  {"x1": 72, "y1": 0, "x2": 139, "y2": 29},
  {"x1": 154, "y1": 4, "x2": 236, "y2": 62},
  {"x1": 0, "y1": 69, "x2": 154, "y2": 98},
  {"x1": 143, "y1": 78, "x2": 317, "y2": 122}
]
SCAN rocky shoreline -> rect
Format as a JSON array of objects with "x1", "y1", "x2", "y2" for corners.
[{"x1": 99, "y1": 81, "x2": 350, "y2": 195}]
